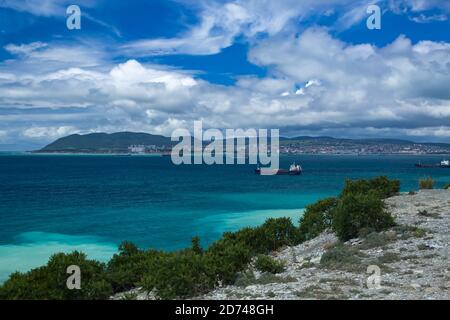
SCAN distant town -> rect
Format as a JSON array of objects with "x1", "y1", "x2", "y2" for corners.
[
  {"x1": 127, "y1": 142, "x2": 450, "y2": 155},
  {"x1": 278, "y1": 139, "x2": 450, "y2": 155}
]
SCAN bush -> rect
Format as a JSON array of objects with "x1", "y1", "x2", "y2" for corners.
[
  {"x1": 342, "y1": 176, "x2": 400, "y2": 199},
  {"x1": 205, "y1": 240, "x2": 252, "y2": 285},
  {"x1": 0, "y1": 252, "x2": 112, "y2": 300},
  {"x1": 140, "y1": 251, "x2": 214, "y2": 299},
  {"x1": 219, "y1": 218, "x2": 301, "y2": 255},
  {"x1": 254, "y1": 255, "x2": 285, "y2": 274},
  {"x1": 443, "y1": 183, "x2": 450, "y2": 190},
  {"x1": 191, "y1": 236, "x2": 203, "y2": 254},
  {"x1": 107, "y1": 242, "x2": 157, "y2": 292},
  {"x1": 332, "y1": 192, "x2": 395, "y2": 241},
  {"x1": 419, "y1": 177, "x2": 434, "y2": 189},
  {"x1": 358, "y1": 231, "x2": 396, "y2": 250},
  {"x1": 234, "y1": 269, "x2": 257, "y2": 287},
  {"x1": 320, "y1": 244, "x2": 364, "y2": 271},
  {"x1": 251, "y1": 218, "x2": 301, "y2": 253},
  {"x1": 298, "y1": 197, "x2": 338, "y2": 241}
]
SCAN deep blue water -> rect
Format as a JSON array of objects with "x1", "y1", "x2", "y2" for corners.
[{"x1": 1, "y1": 153, "x2": 450, "y2": 281}]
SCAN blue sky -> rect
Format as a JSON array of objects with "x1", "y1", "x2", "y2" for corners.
[{"x1": 1, "y1": 0, "x2": 450, "y2": 150}]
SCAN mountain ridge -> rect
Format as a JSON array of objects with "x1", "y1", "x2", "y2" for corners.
[{"x1": 35, "y1": 131, "x2": 450, "y2": 154}]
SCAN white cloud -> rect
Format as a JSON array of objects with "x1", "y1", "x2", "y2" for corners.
[
  {"x1": 409, "y1": 13, "x2": 448, "y2": 24},
  {"x1": 0, "y1": 1, "x2": 121, "y2": 37},
  {"x1": 2, "y1": 28, "x2": 450, "y2": 147},
  {"x1": 23, "y1": 126, "x2": 79, "y2": 139},
  {"x1": 121, "y1": 2, "x2": 252, "y2": 56},
  {"x1": 0, "y1": 0, "x2": 97, "y2": 17},
  {"x1": 388, "y1": 0, "x2": 450, "y2": 13},
  {"x1": 120, "y1": 0, "x2": 372, "y2": 57},
  {"x1": 4, "y1": 42, "x2": 48, "y2": 55},
  {"x1": 120, "y1": 0, "x2": 450, "y2": 57}
]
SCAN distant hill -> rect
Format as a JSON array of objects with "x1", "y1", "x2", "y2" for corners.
[
  {"x1": 37, "y1": 132, "x2": 173, "y2": 153},
  {"x1": 35, "y1": 132, "x2": 450, "y2": 154}
]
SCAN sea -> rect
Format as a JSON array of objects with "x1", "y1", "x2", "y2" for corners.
[{"x1": 0, "y1": 153, "x2": 449, "y2": 282}]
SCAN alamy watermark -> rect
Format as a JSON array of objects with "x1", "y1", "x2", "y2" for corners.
[
  {"x1": 66, "y1": 265, "x2": 81, "y2": 290},
  {"x1": 170, "y1": 121, "x2": 280, "y2": 175},
  {"x1": 66, "y1": 5, "x2": 81, "y2": 30},
  {"x1": 367, "y1": 4, "x2": 381, "y2": 30},
  {"x1": 366, "y1": 265, "x2": 382, "y2": 289}
]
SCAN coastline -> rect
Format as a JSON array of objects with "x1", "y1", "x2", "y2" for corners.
[
  {"x1": 0, "y1": 208, "x2": 305, "y2": 283},
  {"x1": 2, "y1": 151, "x2": 450, "y2": 156},
  {"x1": 113, "y1": 189, "x2": 450, "y2": 300},
  {"x1": 199, "y1": 190, "x2": 450, "y2": 300}
]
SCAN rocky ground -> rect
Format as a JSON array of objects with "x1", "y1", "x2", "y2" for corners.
[{"x1": 113, "y1": 190, "x2": 450, "y2": 300}]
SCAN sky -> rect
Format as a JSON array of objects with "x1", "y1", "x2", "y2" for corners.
[{"x1": 0, "y1": 0, "x2": 450, "y2": 150}]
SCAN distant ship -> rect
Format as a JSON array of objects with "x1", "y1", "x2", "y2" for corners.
[
  {"x1": 415, "y1": 159, "x2": 450, "y2": 168},
  {"x1": 255, "y1": 163, "x2": 302, "y2": 175}
]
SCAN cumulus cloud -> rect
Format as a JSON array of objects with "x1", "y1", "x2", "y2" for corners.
[
  {"x1": 121, "y1": 0, "x2": 450, "y2": 57},
  {"x1": 120, "y1": 0, "x2": 372, "y2": 56},
  {"x1": 2, "y1": 29, "x2": 450, "y2": 147},
  {"x1": 1, "y1": 5, "x2": 450, "y2": 148},
  {"x1": 23, "y1": 126, "x2": 79, "y2": 139}
]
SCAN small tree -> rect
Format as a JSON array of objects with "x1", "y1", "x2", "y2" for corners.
[
  {"x1": 0, "y1": 252, "x2": 112, "y2": 300},
  {"x1": 254, "y1": 255, "x2": 285, "y2": 274},
  {"x1": 191, "y1": 236, "x2": 203, "y2": 254},
  {"x1": 342, "y1": 176, "x2": 400, "y2": 199},
  {"x1": 332, "y1": 192, "x2": 395, "y2": 241},
  {"x1": 298, "y1": 197, "x2": 338, "y2": 241},
  {"x1": 419, "y1": 177, "x2": 435, "y2": 190}
]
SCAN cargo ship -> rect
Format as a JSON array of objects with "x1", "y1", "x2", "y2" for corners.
[
  {"x1": 415, "y1": 160, "x2": 450, "y2": 168},
  {"x1": 255, "y1": 163, "x2": 302, "y2": 175}
]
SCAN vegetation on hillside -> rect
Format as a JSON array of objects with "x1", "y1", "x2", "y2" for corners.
[
  {"x1": 0, "y1": 176, "x2": 400, "y2": 300},
  {"x1": 419, "y1": 177, "x2": 435, "y2": 190}
]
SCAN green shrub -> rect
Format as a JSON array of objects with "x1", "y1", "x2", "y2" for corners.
[
  {"x1": 107, "y1": 242, "x2": 158, "y2": 292},
  {"x1": 191, "y1": 236, "x2": 203, "y2": 254},
  {"x1": 299, "y1": 197, "x2": 338, "y2": 241},
  {"x1": 358, "y1": 232, "x2": 396, "y2": 250},
  {"x1": 0, "y1": 252, "x2": 112, "y2": 300},
  {"x1": 320, "y1": 244, "x2": 365, "y2": 272},
  {"x1": 254, "y1": 255, "x2": 285, "y2": 274},
  {"x1": 251, "y1": 218, "x2": 301, "y2": 253},
  {"x1": 377, "y1": 252, "x2": 400, "y2": 264},
  {"x1": 234, "y1": 269, "x2": 257, "y2": 287},
  {"x1": 342, "y1": 176, "x2": 400, "y2": 199},
  {"x1": 443, "y1": 183, "x2": 450, "y2": 190},
  {"x1": 419, "y1": 177, "x2": 434, "y2": 189},
  {"x1": 205, "y1": 240, "x2": 252, "y2": 285},
  {"x1": 332, "y1": 192, "x2": 395, "y2": 241},
  {"x1": 219, "y1": 218, "x2": 301, "y2": 255},
  {"x1": 0, "y1": 217, "x2": 300, "y2": 300},
  {"x1": 140, "y1": 251, "x2": 214, "y2": 299},
  {"x1": 394, "y1": 225, "x2": 426, "y2": 239}
]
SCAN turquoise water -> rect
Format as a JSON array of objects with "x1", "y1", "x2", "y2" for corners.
[{"x1": 1, "y1": 153, "x2": 450, "y2": 281}]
